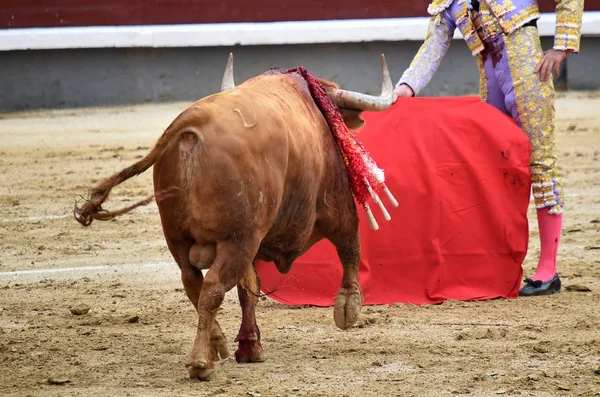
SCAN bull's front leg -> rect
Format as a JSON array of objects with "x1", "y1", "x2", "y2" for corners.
[
  {"x1": 332, "y1": 233, "x2": 363, "y2": 330},
  {"x1": 186, "y1": 238, "x2": 260, "y2": 380},
  {"x1": 235, "y1": 263, "x2": 265, "y2": 363}
]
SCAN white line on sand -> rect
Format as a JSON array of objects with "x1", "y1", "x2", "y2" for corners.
[
  {"x1": 0, "y1": 262, "x2": 175, "y2": 277},
  {"x1": 0, "y1": 208, "x2": 158, "y2": 223},
  {"x1": 0, "y1": 215, "x2": 70, "y2": 223}
]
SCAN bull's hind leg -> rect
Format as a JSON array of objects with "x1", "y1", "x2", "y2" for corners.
[
  {"x1": 209, "y1": 319, "x2": 229, "y2": 361},
  {"x1": 187, "y1": 243, "x2": 229, "y2": 360},
  {"x1": 330, "y1": 228, "x2": 363, "y2": 330},
  {"x1": 186, "y1": 237, "x2": 261, "y2": 380},
  {"x1": 169, "y1": 241, "x2": 230, "y2": 364},
  {"x1": 182, "y1": 263, "x2": 229, "y2": 361},
  {"x1": 235, "y1": 263, "x2": 265, "y2": 363}
]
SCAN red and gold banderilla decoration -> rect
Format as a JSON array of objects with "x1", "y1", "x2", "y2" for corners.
[{"x1": 289, "y1": 64, "x2": 399, "y2": 231}]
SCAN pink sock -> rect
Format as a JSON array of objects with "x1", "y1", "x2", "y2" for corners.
[{"x1": 532, "y1": 208, "x2": 563, "y2": 281}]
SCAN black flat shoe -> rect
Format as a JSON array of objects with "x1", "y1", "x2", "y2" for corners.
[{"x1": 518, "y1": 274, "x2": 561, "y2": 297}]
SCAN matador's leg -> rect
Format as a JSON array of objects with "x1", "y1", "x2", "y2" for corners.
[
  {"x1": 497, "y1": 26, "x2": 563, "y2": 296},
  {"x1": 477, "y1": 48, "x2": 510, "y2": 116}
]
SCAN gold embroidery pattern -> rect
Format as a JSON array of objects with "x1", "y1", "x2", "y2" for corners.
[
  {"x1": 477, "y1": 55, "x2": 488, "y2": 102},
  {"x1": 479, "y1": 1, "x2": 503, "y2": 38},
  {"x1": 427, "y1": 0, "x2": 455, "y2": 15},
  {"x1": 504, "y1": 26, "x2": 564, "y2": 214},
  {"x1": 486, "y1": 0, "x2": 517, "y2": 18},
  {"x1": 498, "y1": 3, "x2": 540, "y2": 34},
  {"x1": 554, "y1": 0, "x2": 584, "y2": 52},
  {"x1": 398, "y1": 16, "x2": 455, "y2": 95},
  {"x1": 455, "y1": 1, "x2": 485, "y2": 55}
]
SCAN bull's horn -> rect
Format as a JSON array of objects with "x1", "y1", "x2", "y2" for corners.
[
  {"x1": 221, "y1": 52, "x2": 235, "y2": 91},
  {"x1": 329, "y1": 54, "x2": 393, "y2": 111}
]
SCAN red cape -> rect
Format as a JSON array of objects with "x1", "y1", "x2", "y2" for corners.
[{"x1": 256, "y1": 96, "x2": 531, "y2": 306}]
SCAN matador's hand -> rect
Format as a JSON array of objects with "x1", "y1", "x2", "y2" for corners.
[
  {"x1": 534, "y1": 49, "x2": 568, "y2": 82},
  {"x1": 392, "y1": 84, "x2": 415, "y2": 104}
]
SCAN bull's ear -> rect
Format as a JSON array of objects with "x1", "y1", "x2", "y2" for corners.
[
  {"x1": 316, "y1": 78, "x2": 339, "y2": 90},
  {"x1": 340, "y1": 108, "x2": 366, "y2": 131},
  {"x1": 315, "y1": 78, "x2": 366, "y2": 130},
  {"x1": 316, "y1": 78, "x2": 365, "y2": 130}
]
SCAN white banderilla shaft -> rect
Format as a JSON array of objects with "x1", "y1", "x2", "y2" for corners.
[
  {"x1": 363, "y1": 203, "x2": 379, "y2": 231},
  {"x1": 380, "y1": 182, "x2": 399, "y2": 208},
  {"x1": 365, "y1": 178, "x2": 391, "y2": 221}
]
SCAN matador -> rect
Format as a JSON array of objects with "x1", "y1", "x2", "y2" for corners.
[{"x1": 393, "y1": 0, "x2": 584, "y2": 296}]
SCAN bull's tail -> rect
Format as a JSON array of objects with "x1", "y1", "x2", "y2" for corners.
[{"x1": 74, "y1": 125, "x2": 184, "y2": 227}]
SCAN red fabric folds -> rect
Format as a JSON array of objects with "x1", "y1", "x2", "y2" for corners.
[{"x1": 255, "y1": 96, "x2": 532, "y2": 306}]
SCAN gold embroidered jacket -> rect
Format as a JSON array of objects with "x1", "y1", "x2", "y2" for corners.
[
  {"x1": 429, "y1": 0, "x2": 584, "y2": 54},
  {"x1": 398, "y1": 0, "x2": 584, "y2": 94}
]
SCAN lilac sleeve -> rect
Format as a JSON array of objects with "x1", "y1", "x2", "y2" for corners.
[{"x1": 397, "y1": 13, "x2": 456, "y2": 95}]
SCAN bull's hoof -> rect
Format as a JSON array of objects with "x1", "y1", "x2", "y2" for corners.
[
  {"x1": 186, "y1": 359, "x2": 215, "y2": 381},
  {"x1": 333, "y1": 286, "x2": 363, "y2": 330},
  {"x1": 235, "y1": 346, "x2": 265, "y2": 364},
  {"x1": 211, "y1": 335, "x2": 230, "y2": 360},
  {"x1": 234, "y1": 334, "x2": 265, "y2": 363}
]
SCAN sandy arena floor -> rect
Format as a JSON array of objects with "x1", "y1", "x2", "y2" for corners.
[{"x1": 0, "y1": 92, "x2": 599, "y2": 397}]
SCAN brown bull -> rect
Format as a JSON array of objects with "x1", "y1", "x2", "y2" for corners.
[{"x1": 75, "y1": 53, "x2": 393, "y2": 380}]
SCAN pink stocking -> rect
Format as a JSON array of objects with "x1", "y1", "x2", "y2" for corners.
[{"x1": 532, "y1": 209, "x2": 563, "y2": 281}]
